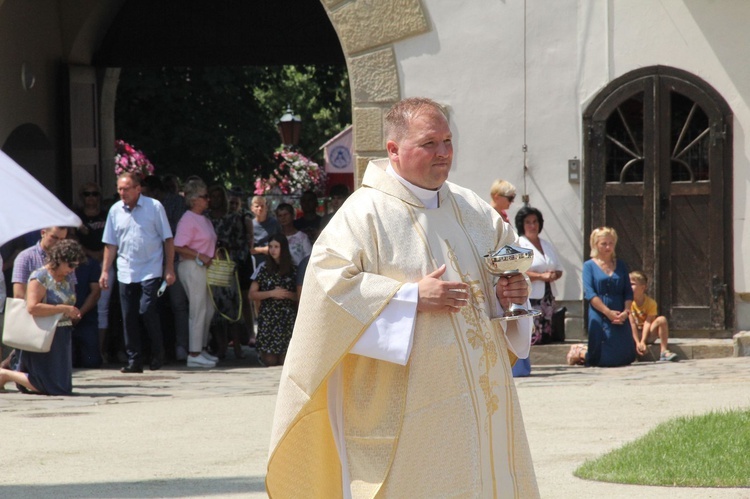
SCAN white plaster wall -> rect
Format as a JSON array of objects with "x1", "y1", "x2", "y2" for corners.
[{"x1": 393, "y1": 0, "x2": 750, "y2": 308}]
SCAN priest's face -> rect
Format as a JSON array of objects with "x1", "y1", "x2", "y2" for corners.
[{"x1": 387, "y1": 110, "x2": 453, "y2": 190}]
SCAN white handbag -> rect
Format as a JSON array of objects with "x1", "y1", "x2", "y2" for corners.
[{"x1": 2, "y1": 297, "x2": 63, "y2": 353}]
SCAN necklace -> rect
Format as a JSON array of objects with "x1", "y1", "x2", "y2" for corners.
[{"x1": 596, "y1": 258, "x2": 615, "y2": 273}]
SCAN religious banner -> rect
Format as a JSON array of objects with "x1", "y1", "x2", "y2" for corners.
[{"x1": 321, "y1": 125, "x2": 353, "y2": 174}]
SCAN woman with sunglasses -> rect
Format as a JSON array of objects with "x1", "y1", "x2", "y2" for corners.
[
  {"x1": 174, "y1": 180, "x2": 219, "y2": 368},
  {"x1": 0, "y1": 239, "x2": 85, "y2": 394},
  {"x1": 75, "y1": 182, "x2": 114, "y2": 363},
  {"x1": 489, "y1": 178, "x2": 516, "y2": 224}
]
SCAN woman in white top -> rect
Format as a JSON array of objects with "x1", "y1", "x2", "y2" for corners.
[{"x1": 515, "y1": 206, "x2": 563, "y2": 345}]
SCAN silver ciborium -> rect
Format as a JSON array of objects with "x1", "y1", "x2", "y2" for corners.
[{"x1": 483, "y1": 245, "x2": 541, "y2": 321}]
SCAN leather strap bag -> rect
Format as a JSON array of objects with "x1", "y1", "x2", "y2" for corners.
[{"x1": 2, "y1": 297, "x2": 63, "y2": 353}]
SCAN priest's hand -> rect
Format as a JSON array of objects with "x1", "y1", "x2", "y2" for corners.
[
  {"x1": 496, "y1": 273, "x2": 530, "y2": 310},
  {"x1": 417, "y1": 264, "x2": 469, "y2": 313}
]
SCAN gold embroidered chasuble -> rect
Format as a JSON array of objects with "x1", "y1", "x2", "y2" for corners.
[{"x1": 267, "y1": 159, "x2": 539, "y2": 498}]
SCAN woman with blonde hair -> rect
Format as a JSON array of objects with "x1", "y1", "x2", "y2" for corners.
[
  {"x1": 489, "y1": 179, "x2": 516, "y2": 223},
  {"x1": 574, "y1": 226, "x2": 636, "y2": 367}
]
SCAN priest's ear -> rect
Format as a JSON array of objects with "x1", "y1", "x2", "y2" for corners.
[{"x1": 386, "y1": 140, "x2": 400, "y2": 163}]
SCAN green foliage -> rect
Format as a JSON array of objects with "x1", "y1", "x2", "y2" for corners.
[
  {"x1": 115, "y1": 65, "x2": 350, "y2": 189},
  {"x1": 575, "y1": 409, "x2": 750, "y2": 487}
]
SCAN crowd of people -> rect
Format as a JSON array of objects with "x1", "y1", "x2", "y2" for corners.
[
  {"x1": 0, "y1": 112, "x2": 676, "y2": 398},
  {"x1": 488, "y1": 181, "x2": 678, "y2": 374},
  {"x1": 0, "y1": 167, "x2": 350, "y2": 393}
]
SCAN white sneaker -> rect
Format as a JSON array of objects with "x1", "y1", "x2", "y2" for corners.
[
  {"x1": 187, "y1": 355, "x2": 216, "y2": 368},
  {"x1": 200, "y1": 350, "x2": 219, "y2": 363}
]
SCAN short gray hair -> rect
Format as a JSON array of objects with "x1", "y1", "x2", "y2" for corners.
[{"x1": 183, "y1": 180, "x2": 207, "y2": 208}]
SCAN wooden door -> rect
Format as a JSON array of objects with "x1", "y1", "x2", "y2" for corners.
[{"x1": 584, "y1": 66, "x2": 733, "y2": 333}]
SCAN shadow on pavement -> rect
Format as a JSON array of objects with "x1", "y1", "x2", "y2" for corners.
[{"x1": 0, "y1": 475, "x2": 266, "y2": 498}]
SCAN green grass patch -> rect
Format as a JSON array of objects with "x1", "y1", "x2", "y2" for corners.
[{"x1": 574, "y1": 408, "x2": 750, "y2": 487}]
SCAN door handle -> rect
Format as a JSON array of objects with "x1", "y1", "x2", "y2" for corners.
[
  {"x1": 711, "y1": 275, "x2": 727, "y2": 299},
  {"x1": 660, "y1": 195, "x2": 669, "y2": 218}
]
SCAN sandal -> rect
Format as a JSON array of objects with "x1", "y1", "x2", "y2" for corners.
[
  {"x1": 659, "y1": 350, "x2": 678, "y2": 362},
  {"x1": 567, "y1": 344, "x2": 587, "y2": 366}
]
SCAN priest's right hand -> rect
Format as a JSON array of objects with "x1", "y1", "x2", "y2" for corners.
[{"x1": 417, "y1": 264, "x2": 469, "y2": 313}]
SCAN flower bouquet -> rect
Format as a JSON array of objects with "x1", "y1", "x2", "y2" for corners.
[
  {"x1": 254, "y1": 150, "x2": 326, "y2": 197},
  {"x1": 114, "y1": 140, "x2": 155, "y2": 178}
]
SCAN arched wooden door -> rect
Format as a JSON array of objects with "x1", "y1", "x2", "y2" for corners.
[{"x1": 584, "y1": 66, "x2": 733, "y2": 333}]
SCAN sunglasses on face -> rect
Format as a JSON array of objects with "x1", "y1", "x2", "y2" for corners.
[
  {"x1": 82, "y1": 191, "x2": 100, "y2": 197},
  {"x1": 504, "y1": 195, "x2": 516, "y2": 203}
]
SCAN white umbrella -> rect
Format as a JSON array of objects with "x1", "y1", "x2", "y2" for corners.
[{"x1": 0, "y1": 150, "x2": 82, "y2": 247}]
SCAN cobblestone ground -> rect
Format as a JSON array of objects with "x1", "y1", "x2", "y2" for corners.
[{"x1": 1, "y1": 349, "x2": 748, "y2": 498}]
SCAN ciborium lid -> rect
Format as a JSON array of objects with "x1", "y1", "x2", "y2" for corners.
[{"x1": 483, "y1": 245, "x2": 534, "y2": 275}]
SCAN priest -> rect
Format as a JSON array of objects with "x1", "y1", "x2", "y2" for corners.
[{"x1": 267, "y1": 97, "x2": 539, "y2": 498}]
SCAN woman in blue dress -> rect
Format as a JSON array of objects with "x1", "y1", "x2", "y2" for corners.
[
  {"x1": 0, "y1": 240, "x2": 85, "y2": 394},
  {"x1": 582, "y1": 227, "x2": 636, "y2": 367}
]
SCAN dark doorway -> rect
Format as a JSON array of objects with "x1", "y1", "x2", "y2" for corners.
[
  {"x1": 93, "y1": 0, "x2": 345, "y2": 67},
  {"x1": 584, "y1": 66, "x2": 733, "y2": 334}
]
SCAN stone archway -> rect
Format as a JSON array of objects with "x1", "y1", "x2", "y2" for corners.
[{"x1": 320, "y1": 0, "x2": 431, "y2": 184}]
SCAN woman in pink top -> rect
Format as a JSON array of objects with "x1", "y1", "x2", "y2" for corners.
[{"x1": 174, "y1": 180, "x2": 218, "y2": 368}]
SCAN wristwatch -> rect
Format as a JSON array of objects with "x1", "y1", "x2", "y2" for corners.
[{"x1": 195, "y1": 253, "x2": 204, "y2": 266}]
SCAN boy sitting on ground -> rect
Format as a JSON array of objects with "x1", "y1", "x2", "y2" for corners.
[{"x1": 629, "y1": 270, "x2": 677, "y2": 362}]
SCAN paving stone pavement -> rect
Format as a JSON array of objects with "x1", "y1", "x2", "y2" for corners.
[{"x1": 1, "y1": 349, "x2": 749, "y2": 498}]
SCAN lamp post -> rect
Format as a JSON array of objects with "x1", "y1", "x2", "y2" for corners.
[{"x1": 276, "y1": 105, "x2": 302, "y2": 149}]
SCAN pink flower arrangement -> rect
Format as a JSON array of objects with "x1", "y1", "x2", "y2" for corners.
[
  {"x1": 114, "y1": 140, "x2": 155, "y2": 178},
  {"x1": 254, "y1": 150, "x2": 326, "y2": 196}
]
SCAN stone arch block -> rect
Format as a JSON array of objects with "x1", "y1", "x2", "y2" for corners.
[{"x1": 321, "y1": 0, "x2": 430, "y2": 185}]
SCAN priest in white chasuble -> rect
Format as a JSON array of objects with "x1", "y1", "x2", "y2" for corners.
[{"x1": 267, "y1": 97, "x2": 539, "y2": 498}]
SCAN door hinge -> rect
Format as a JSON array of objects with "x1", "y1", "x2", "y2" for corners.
[{"x1": 711, "y1": 122, "x2": 726, "y2": 145}]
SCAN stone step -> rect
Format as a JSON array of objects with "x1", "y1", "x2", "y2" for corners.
[{"x1": 528, "y1": 338, "x2": 735, "y2": 365}]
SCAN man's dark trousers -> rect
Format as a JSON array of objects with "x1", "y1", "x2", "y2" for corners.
[{"x1": 119, "y1": 277, "x2": 164, "y2": 369}]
